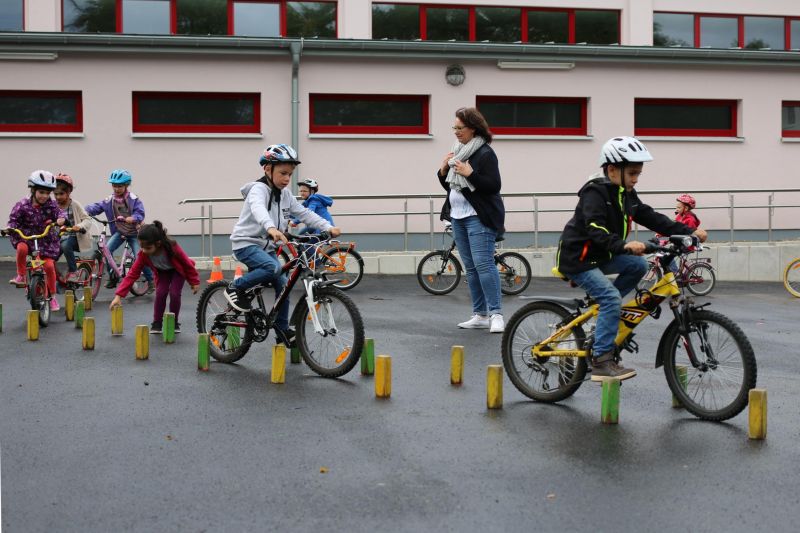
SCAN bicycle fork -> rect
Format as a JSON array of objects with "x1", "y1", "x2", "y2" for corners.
[
  {"x1": 303, "y1": 278, "x2": 335, "y2": 335},
  {"x1": 672, "y1": 302, "x2": 715, "y2": 371}
]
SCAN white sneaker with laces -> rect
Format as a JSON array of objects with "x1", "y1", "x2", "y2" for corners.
[
  {"x1": 489, "y1": 314, "x2": 505, "y2": 333},
  {"x1": 458, "y1": 314, "x2": 490, "y2": 329}
]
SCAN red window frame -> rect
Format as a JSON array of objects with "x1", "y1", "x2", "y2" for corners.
[
  {"x1": 783, "y1": 101, "x2": 800, "y2": 138},
  {"x1": 0, "y1": 91, "x2": 83, "y2": 133},
  {"x1": 787, "y1": 17, "x2": 800, "y2": 50},
  {"x1": 476, "y1": 96, "x2": 588, "y2": 136},
  {"x1": 309, "y1": 94, "x2": 429, "y2": 134},
  {"x1": 656, "y1": 11, "x2": 794, "y2": 50},
  {"x1": 634, "y1": 98, "x2": 737, "y2": 138},
  {"x1": 132, "y1": 91, "x2": 261, "y2": 133}
]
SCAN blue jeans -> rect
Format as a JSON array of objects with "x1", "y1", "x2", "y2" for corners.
[
  {"x1": 231, "y1": 245, "x2": 290, "y2": 331},
  {"x1": 60, "y1": 236, "x2": 80, "y2": 272},
  {"x1": 568, "y1": 254, "x2": 648, "y2": 356},
  {"x1": 451, "y1": 216, "x2": 502, "y2": 316},
  {"x1": 107, "y1": 232, "x2": 153, "y2": 281}
]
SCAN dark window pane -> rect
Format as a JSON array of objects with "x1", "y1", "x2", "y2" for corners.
[
  {"x1": 233, "y1": 2, "x2": 280, "y2": 37},
  {"x1": 575, "y1": 10, "x2": 618, "y2": 44},
  {"x1": 792, "y1": 20, "x2": 800, "y2": 49},
  {"x1": 700, "y1": 16, "x2": 738, "y2": 48},
  {"x1": 635, "y1": 101, "x2": 732, "y2": 131},
  {"x1": 475, "y1": 7, "x2": 520, "y2": 42},
  {"x1": 372, "y1": 3, "x2": 418, "y2": 40},
  {"x1": 744, "y1": 16, "x2": 784, "y2": 50},
  {"x1": 783, "y1": 104, "x2": 800, "y2": 132},
  {"x1": 0, "y1": 1, "x2": 23, "y2": 31},
  {"x1": 176, "y1": 0, "x2": 227, "y2": 35},
  {"x1": 63, "y1": 0, "x2": 116, "y2": 33},
  {"x1": 478, "y1": 99, "x2": 583, "y2": 131},
  {"x1": 313, "y1": 98, "x2": 423, "y2": 127},
  {"x1": 653, "y1": 13, "x2": 694, "y2": 47},
  {"x1": 287, "y1": 2, "x2": 336, "y2": 38},
  {"x1": 137, "y1": 95, "x2": 256, "y2": 126},
  {"x1": 122, "y1": 0, "x2": 171, "y2": 35},
  {"x1": 528, "y1": 10, "x2": 568, "y2": 44},
  {"x1": 0, "y1": 94, "x2": 79, "y2": 125},
  {"x1": 426, "y1": 8, "x2": 468, "y2": 41}
]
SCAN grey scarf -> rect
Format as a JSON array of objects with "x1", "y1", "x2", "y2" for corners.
[{"x1": 445, "y1": 137, "x2": 485, "y2": 192}]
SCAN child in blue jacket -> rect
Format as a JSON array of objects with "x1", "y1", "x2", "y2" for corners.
[{"x1": 291, "y1": 178, "x2": 334, "y2": 235}]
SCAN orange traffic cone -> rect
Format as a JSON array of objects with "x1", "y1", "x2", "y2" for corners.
[
  {"x1": 207, "y1": 257, "x2": 224, "y2": 283},
  {"x1": 234, "y1": 265, "x2": 244, "y2": 280}
]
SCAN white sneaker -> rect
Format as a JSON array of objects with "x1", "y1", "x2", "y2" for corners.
[
  {"x1": 489, "y1": 314, "x2": 505, "y2": 333},
  {"x1": 458, "y1": 314, "x2": 490, "y2": 329}
]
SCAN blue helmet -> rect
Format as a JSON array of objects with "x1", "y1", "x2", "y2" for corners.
[
  {"x1": 108, "y1": 169, "x2": 132, "y2": 185},
  {"x1": 259, "y1": 144, "x2": 301, "y2": 167}
]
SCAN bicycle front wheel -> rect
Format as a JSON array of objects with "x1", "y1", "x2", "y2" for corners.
[
  {"x1": 195, "y1": 280, "x2": 253, "y2": 364},
  {"x1": 501, "y1": 301, "x2": 587, "y2": 403},
  {"x1": 497, "y1": 251, "x2": 532, "y2": 295},
  {"x1": 685, "y1": 263, "x2": 716, "y2": 296},
  {"x1": 416, "y1": 251, "x2": 461, "y2": 295},
  {"x1": 783, "y1": 257, "x2": 800, "y2": 298},
  {"x1": 73, "y1": 262, "x2": 95, "y2": 299},
  {"x1": 661, "y1": 310, "x2": 756, "y2": 421},
  {"x1": 294, "y1": 286, "x2": 364, "y2": 378},
  {"x1": 124, "y1": 254, "x2": 149, "y2": 296},
  {"x1": 29, "y1": 274, "x2": 50, "y2": 327},
  {"x1": 320, "y1": 246, "x2": 364, "y2": 291}
]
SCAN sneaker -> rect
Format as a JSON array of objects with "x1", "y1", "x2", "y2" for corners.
[
  {"x1": 49, "y1": 299, "x2": 60, "y2": 312},
  {"x1": 590, "y1": 351, "x2": 637, "y2": 382},
  {"x1": 274, "y1": 327, "x2": 296, "y2": 348},
  {"x1": 224, "y1": 284, "x2": 252, "y2": 312},
  {"x1": 150, "y1": 322, "x2": 162, "y2": 334},
  {"x1": 489, "y1": 313, "x2": 505, "y2": 333},
  {"x1": 174, "y1": 322, "x2": 181, "y2": 334},
  {"x1": 9, "y1": 275, "x2": 26, "y2": 287},
  {"x1": 105, "y1": 276, "x2": 118, "y2": 289},
  {"x1": 146, "y1": 281, "x2": 156, "y2": 295},
  {"x1": 457, "y1": 314, "x2": 490, "y2": 329}
]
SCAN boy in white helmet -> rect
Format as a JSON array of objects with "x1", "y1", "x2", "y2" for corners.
[{"x1": 555, "y1": 136, "x2": 707, "y2": 380}]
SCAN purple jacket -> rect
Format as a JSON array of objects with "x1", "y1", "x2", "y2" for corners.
[
  {"x1": 7, "y1": 197, "x2": 66, "y2": 259},
  {"x1": 85, "y1": 192, "x2": 145, "y2": 236}
]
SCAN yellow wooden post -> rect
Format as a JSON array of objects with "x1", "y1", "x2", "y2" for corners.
[
  {"x1": 486, "y1": 365, "x2": 503, "y2": 409},
  {"x1": 64, "y1": 290, "x2": 75, "y2": 321},
  {"x1": 26, "y1": 310, "x2": 39, "y2": 341},
  {"x1": 111, "y1": 305, "x2": 124, "y2": 336},
  {"x1": 135, "y1": 325, "x2": 149, "y2": 360},
  {"x1": 375, "y1": 355, "x2": 392, "y2": 398},
  {"x1": 82, "y1": 317, "x2": 95, "y2": 350},
  {"x1": 450, "y1": 345, "x2": 464, "y2": 385},
  {"x1": 271, "y1": 344, "x2": 286, "y2": 384},
  {"x1": 83, "y1": 286, "x2": 92, "y2": 310},
  {"x1": 748, "y1": 389, "x2": 767, "y2": 440}
]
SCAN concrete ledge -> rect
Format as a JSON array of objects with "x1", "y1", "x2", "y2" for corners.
[{"x1": 379, "y1": 255, "x2": 417, "y2": 275}]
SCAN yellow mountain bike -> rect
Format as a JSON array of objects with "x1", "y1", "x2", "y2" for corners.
[
  {"x1": 783, "y1": 257, "x2": 800, "y2": 298},
  {"x1": 501, "y1": 236, "x2": 757, "y2": 421}
]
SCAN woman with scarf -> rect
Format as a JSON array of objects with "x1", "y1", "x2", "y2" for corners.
[{"x1": 437, "y1": 107, "x2": 506, "y2": 333}]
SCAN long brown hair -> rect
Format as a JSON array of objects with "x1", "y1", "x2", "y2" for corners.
[
  {"x1": 138, "y1": 220, "x2": 177, "y2": 257},
  {"x1": 456, "y1": 107, "x2": 493, "y2": 143}
]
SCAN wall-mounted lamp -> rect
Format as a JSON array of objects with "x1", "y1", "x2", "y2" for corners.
[
  {"x1": 445, "y1": 64, "x2": 466, "y2": 86},
  {"x1": 496, "y1": 61, "x2": 575, "y2": 70}
]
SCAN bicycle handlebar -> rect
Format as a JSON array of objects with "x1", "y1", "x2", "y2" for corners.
[
  {"x1": 0, "y1": 224, "x2": 56, "y2": 240},
  {"x1": 282, "y1": 231, "x2": 332, "y2": 244},
  {"x1": 641, "y1": 235, "x2": 700, "y2": 255}
]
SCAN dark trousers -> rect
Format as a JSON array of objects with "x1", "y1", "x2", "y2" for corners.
[{"x1": 153, "y1": 269, "x2": 185, "y2": 325}]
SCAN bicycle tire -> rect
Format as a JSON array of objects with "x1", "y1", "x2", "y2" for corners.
[
  {"x1": 29, "y1": 274, "x2": 50, "y2": 327},
  {"x1": 88, "y1": 252, "x2": 103, "y2": 299},
  {"x1": 416, "y1": 251, "x2": 462, "y2": 295},
  {"x1": 124, "y1": 253, "x2": 149, "y2": 297},
  {"x1": 637, "y1": 261, "x2": 662, "y2": 292},
  {"x1": 661, "y1": 310, "x2": 756, "y2": 421},
  {"x1": 685, "y1": 263, "x2": 716, "y2": 296},
  {"x1": 501, "y1": 301, "x2": 587, "y2": 403},
  {"x1": 293, "y1": 286, "x2": 364, "y2": 378},
  {"x1": 497, "y1": 251, "x2": 532, "y2": 295},
  {"x1": 783, "y1": 257, "x2": 800, "y2": 298},
  {"x1": 320, "y1": 246, "x2": 364, "y2": 291},
  {"x1": 73, "y1": 262, "x2": 95, "y2": 299},
  {"x1": 195, "y1": 280, "x2": 254, "y2": 364}
]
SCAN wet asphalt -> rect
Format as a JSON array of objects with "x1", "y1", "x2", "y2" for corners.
[{"x1": 0, "y1": 263, "x2": 799, "y2": 533}]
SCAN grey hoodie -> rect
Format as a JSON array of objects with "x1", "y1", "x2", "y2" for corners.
[{"x1": 230, "y1": 180, "x2": 333, "y2": 251}]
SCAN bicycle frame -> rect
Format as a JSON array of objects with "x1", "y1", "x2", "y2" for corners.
[{"x1": 96, "y1": 229, "x2": 135, "y2": 278}]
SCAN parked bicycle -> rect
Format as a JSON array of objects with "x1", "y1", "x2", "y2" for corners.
[
  {"x1": 196, "y1": 232, "x2": 365, "y2": 378},
  {"x1": 276, "y1": 239, "x2": 364, "y2": 291},
  {"x1": 2, "y1": 224, "x2": 59, "y2": 326},
  {"x1": 501, "y1": 235, "x2": 756, "y2": 421},
  {"x1": 417, "y1": 224, "x2": 531, "y2": 296},
  {"x1": 81, "y1": 216, "x2": 149, "y2": 299},
  {"x1": 636, "y1": 240, "x2": 716, "y2": 296},
  {"x1": 783, "y1": 257, "x2": 800, "y2": 298}
]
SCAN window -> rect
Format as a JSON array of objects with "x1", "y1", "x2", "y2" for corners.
[
  {"x1": 699, "y1": 16, "x2": 739, "y2": 48},
  {"x1": 783, "y1": 102, "x2": 800, "y2": 138},
  {"x1": 122, "y1": 0, "x2": 172, "y2": 34},
  {"x1": 309, "y1": 94, "x2": 429, "y2": 134},
  {"x1": 425, "y1": 7, "x2": 469, "y2": 41},
  {"x1": 792, "y1": 19, "x2": 800, "y2": 49},
  {"x1": 744, "y1": 16, "x2": 784, "y2": 49},
  {"x1": 653, "y1": 13, "x2": 693, "y2": 47},
  {"x1": 635, "y1": 99, "x2": 737, "y2": 137},
  {"x1": 372, "y1": 3, "x2": 419, "y2": 40},
  {"x1": 574, "y1": 10, "x2": 618, "y2": 44},
  {"x1": 132, "y1": 92, "x2": 260, "y2": 133},
  {"x1": 475, "y1": 7, "x2": 520, "y2": 43},
  {"x1": 0, "y1": 91, "x2": 83, "y2": 133},
  {"x1": 527, "y1": 10, "x2": 568, "y2": 44},
  {"x1": 286, "y1": 1, "x2": 335, "y2": 38},
  {"x1": 63, "y1": 0, "x2": 116, "y2": 33},
  {"x1": 231, "y1": 1, "x2": 281, "y2": 37},
  {"x1": 0, "y1": 0, "x2": 23, "y2": 31},
  {"x1": 477, "y1": 96, "x2": 587, "y2": 136},
  {"x1": 176, "y1": 0, "x2": 227, "y2": 35}
]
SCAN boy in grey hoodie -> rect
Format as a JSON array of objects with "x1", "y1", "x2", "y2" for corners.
[{"x1": 225, "y1": 144, "x2": 341, "y2": 344}]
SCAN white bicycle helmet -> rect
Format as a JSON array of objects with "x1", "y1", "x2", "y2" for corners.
[
  {"x1": 299, "y1": 178, "x2": 318, "y2": 190},
  {"x1": 599, "y1": 136, "x2": 653, "y2": 166},
  {"x1": 28, "y1": 170, "x2": 57, "y2": 190}
]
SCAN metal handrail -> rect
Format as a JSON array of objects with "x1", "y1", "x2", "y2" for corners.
[{"x1": 179, "y1": 188, "x2": 800, "y2": 258}]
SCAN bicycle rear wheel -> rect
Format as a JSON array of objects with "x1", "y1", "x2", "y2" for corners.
[
  {"x1": 501, "y1": 301, "x2": 587, "y2": 403},
  {"x1": 320, "y1": 245, "x2": 364, "y2": 291},
  {"x1": 661, "y1": 310, "x2": 756, "y2": 421},
  {"x1": 73, "y1": 262, "x2": 95, "y2": 299},
  {"x1": 416, "y1": 251, "x2": 461, "y2": 295},
  {"x1": 637, "y1": 261, "x2": 662, "y2": 292},
  {"x1": 195, "y1": 280, "x2": 253, "y2": 363},
  {"x1": 29, "y1": 274, "x2": 50, "y2": 327},
  {"x1": 294, "y1": 286, "x2": 364, "y2": 378},
  {"x1": 685, "y1": 263, "x2": 716, "y2": 296},
  {"x1": 497, "y1": 251, "x2": 531, "y2": 295},
  {"x1": 783, "y1": 257, "x2": 800, "y2": 298}
]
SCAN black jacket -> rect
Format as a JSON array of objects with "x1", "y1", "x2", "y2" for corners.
[
  {"x1": 556, "y1": 174, "x2": 695, "y2": 274},
  {"x1": 437, "y1": 144, "x2": 505, "y2": 235}
]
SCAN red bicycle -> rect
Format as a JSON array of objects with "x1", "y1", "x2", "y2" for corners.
[{"x1": 276, "y1": 239, "x2": 364, "y2": 291}]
